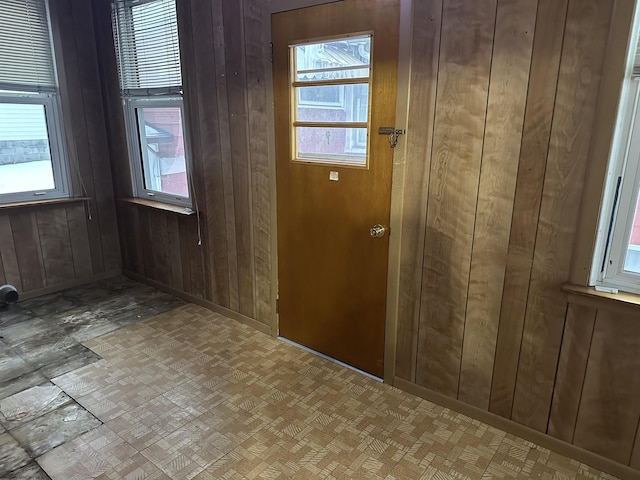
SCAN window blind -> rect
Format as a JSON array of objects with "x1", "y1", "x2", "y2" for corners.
[
  {"x1": 112, "y1": 0, "x2": 182, "y2": 95},
  {"x1": 635, "y1": 37, "x2": 640, "y2": 77},
  {"x1": 0, "y1": 0, "x2": 56, "y2": 93}
]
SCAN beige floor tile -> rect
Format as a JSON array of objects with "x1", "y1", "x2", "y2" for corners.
[{"x1": 33, "y1": 302, "x2": 622, "y2": 480}]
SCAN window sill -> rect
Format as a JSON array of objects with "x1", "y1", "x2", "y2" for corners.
[
  {"x1": 120, "y1": 197, "x2": 195, "y2": 215},
  {"x1": 563, "y1": 283, "x2": 640, "y2": 314},
  {"x1": 0, "y1": 196, "x2": 89, "y2": 212}
]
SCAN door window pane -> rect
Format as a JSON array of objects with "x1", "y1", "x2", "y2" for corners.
[
  {"x1": 136, "y1": 106, "x2": 188, "y2": 197},
  {"x1": 296, "y1": 83, "x2": 369, "y2": 123},
  {"x1": 624, "y1": 189, "x2": 640, "y2": 273},
  {"x1": 296, "y1": 127, "x2": 367, "y2": 165},
  {"x1": 0, "y1": 103, "x2": 54, "y2": 194},
  {"x1": 294, "y1": 36, "x2": 371, "y2": 81}
]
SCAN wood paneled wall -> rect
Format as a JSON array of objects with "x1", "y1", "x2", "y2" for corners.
[
  {"x1": 395, "y1": 0, "x2": 640, "y2": 469},
  {"x1": 92, "y1": 0, "x2": 273, "y2": 328},
  {"x1": 0, "y1": 0, "x2": 120, "y2": 297}
]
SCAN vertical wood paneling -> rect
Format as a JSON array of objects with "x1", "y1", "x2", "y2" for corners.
[
  {"x1": 35, "y1": 208, "x2": 75, "y2": 285},
  {"x1": 511, "y1": 0, "x2": 613, "y2": 432},
  {"x1": 178, "y1": 215, "x2": 192, "y2": 295},
  {"x1": 66, "y1": 204, "x2": 93, "y2": 280},
  {"x1": 0, "y1": 216, "x2": 21, "y2": 289},
  {"x1": 10, "y1": 213, "x2": 46, "y2": 292},
  {"x1": 572, "y1": 309, "x2": 640, "y2": 464},
  {"x1": 394, "y1": 0, "x2": 443, "y2": 382},
  {"x1": 150, "y1": 211, "x2": 171, "y2": 286},
  {"x1": 632, "y1": 427, "x2": 640, "y2": 469},
  {"x1": 547, "y1": 303, "x2": 596, "y2": 442},
  {"x1": 244, "y1": 0, "x2": 272, "y2": 326},
  {"x1": 52, "y1": 0, "x2": 105, "y2": 276},
  {"x1": 187, "y1": 0, "x2": 230, "y2": 306},
  {"x1": 211, "y1": 0, "x2": 240, "y2": 312},
  {"x1": 415, "y1": 0, "x2": 497, "y2": 397},
  {"x1": 459, "y1": 0, "x2": 537, "y2": 409},
  {"x1": 489, "y1": 0, "x2": 568, "y2": 418},
  {"x1": 167, "y1": 215, "x2": 184, "y2": 291},
  {"x1": 70, "y1": 0, "x2": 120, "y2": 273},
  {"x1": 222, "y1": 0, "x2": 256, "y2": 319}
]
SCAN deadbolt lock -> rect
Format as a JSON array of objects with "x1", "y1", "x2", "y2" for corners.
[{"x1": 370, "y1": 224, "x2": 387, "y2": 238}]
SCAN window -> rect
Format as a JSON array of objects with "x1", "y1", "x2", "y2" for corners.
[
  {"x1": 0, "y1": 0, "x2": 68, "y2": 203},
  {"x1": 112, "y1": 0, "x2": 191, "y2": 206},
  {"x1": 593, "y1": 22, "x2": 640, "y2": 294},
  {"x1": 291, "y1": 35, "x2": 372, "y2": 167}
]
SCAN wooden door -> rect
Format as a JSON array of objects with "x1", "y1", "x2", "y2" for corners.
[{"x1": 272, "y1": 0, "x2": 399, "y2": 378}]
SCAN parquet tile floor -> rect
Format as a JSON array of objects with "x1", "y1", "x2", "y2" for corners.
[{"x1": 25, "y1": 301, "x2": 619, "y2": 480}]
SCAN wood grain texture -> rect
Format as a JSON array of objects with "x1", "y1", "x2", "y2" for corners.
[
  {"x1": 10, "y1": 213, "x2": 46, "y2": 292},
  {"x1": 489, "y1": 0, "x2": 569, "y2": 418},
  {"x1": 222, "y1": 0, "x2": 256, "y2": 319},
  {"x1": 394, "y1": 0, "x2": 443, "y2": 382},
  {"x1": 35, "y1": 208, "x2": 75, "y2": 285},
  {"x1": 52, "y1": 0, "x2": 105, "y2": 277},
  {"x1": 632, "y1": 426, "x2": 640, "y2": 469},
  {"x1": 511, "y1": 0, "x2": 613, "y2": 432},
  {"x1": 573, "y1": 309, "x2": 640, "y2": 465},
  {"x1": 211, "y1": 0, "x2": 239, "y2": 312},
  {"x1": 186, "y1": 0, "x2": 229, "y2": 306},
  {"x1": 459, "y1": 0, "x2": 537, "y2": 409},
  {"x1": 415, "y1": 0, "x2": 497, "y2": 397},
  {"x1": 66, "y1": 204, "x2": 93, "y2": 280},
  {"x1": 245, "y1": 0, "x2": 273, "y2": 327},
  {"x1": 547, "y1": 303, "x2": 596, "y2": 443},
  {"x1": 150, "y1": 211, "x2": 171, "y2": 286},
  {"x1": 167, "y1": 214, "x2": 184, "y2": 291},
  {"x1": 0, "y1": 215, "x2": 21, "y2": 289},
  {"x1": 70, "y1": 0, "x2": 120, "y2": 273}
]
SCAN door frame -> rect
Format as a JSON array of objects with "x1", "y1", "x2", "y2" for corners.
[{"x1": 264, "y1": 0, "x2": 413, "y2": 383}]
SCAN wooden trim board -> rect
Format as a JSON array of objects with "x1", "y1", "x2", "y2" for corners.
[
  {"x1": 394, "y1": 377, "x2": 640, "y2": 480},
  {"x1": 15, "y1": 270, "x2": 121, "y2": 301},
  {"x1": 123, "y1": 270, "x2": 272, "y2": 336}
]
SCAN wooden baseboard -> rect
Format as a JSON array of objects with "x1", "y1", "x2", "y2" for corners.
[
  {"x1": 393, "y1": 377, "x2": 640, "y2": 480},
  {"x1": 16, "y1": 270, "x2": 122, "y2": 301},
  {"x1": 122, "y1": 270, "x2": 272, "y2": 336}
]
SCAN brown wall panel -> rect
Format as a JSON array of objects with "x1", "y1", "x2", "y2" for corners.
[
  {"x1": 547, "y1": 303, "x2": 596, "y2": 442},
  {"x1": 394, "y1": 0, "x2": 443, "y2": 382},
  {"x1": 511, "y1": 0, "x2": 613, "y2": 432},
  {"x1": 489, "y1": 0, "x2": 568, "y2": 418},
  {"x1": 458, "y1": 0, "x2": 537, "y2": 409},
  {"x1": 0, "y1": 215, "x2": 21, "y2": 289},
  {"x1": 573, "y1": 310, "x2": 640, "y2": 464},
  {"x1": 10, "y1": 213, "x2": 46, "y2": 292},
  {"x1": 35, "y1": 208, "x2": 75, "y2": 285},
  {"x1": 415, "y1": 0, "x2": 497, "y2": 397}
]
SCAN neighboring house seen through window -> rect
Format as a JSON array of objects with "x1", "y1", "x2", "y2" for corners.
[
  {"x1": 111, "y1": 0, "x2": 191, "y2": 206},
  {"x1": 0, "y1": 0, "x2": 69, "y2": 203}
]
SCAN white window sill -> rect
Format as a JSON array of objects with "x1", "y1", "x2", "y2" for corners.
[
  {"x1": 0, "y1": 196, "x2": 89, "y2": 211},
  {"x1": 120, "y1": 197, "x2": 195, "y2": 215}
]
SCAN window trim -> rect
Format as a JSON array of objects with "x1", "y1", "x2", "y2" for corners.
[
  {"x1": 591, "y1": 6, "x2": 640, "y2": 295},
  {"x1": 122, "y1": 95, "x2": 192, "y2": 207},
  {"x1": 0, "y1": 91, "x2": 69, "y2": 204}
]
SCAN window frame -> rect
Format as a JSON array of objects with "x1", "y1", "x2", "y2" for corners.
[
  {"x1": 0, "y1": 91, "x2": 69, "y2": 204},
  {"x1": 122, "y1": 95, "x2": 192, "y2": 207},
  {"x1": 112, "y1": 0, "x2": 192, "y2": 207},
  {"x1": 592, "y1": 12, "x2": 640, "y2": 294}
]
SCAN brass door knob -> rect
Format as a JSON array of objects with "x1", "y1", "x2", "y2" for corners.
[{"x1": 370, "y1": 224, "x2": 387, "y2": 238}]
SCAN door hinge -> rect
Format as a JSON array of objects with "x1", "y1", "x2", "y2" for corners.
[
  {"x1": 276, "y1": 296, "x2": 279, "y2": 314},
  {"x1": 270, "y1": 42, "x2": 274, "y2": 63}
]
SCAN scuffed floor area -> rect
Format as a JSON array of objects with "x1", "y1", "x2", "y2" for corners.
[{"x1": 0, "y1": 277, "x2": 184, "y2": 478}]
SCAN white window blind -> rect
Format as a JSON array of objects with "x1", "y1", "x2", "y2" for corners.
[
  {"x1": 634, "y1": 37, "x2": 640, "y2": 77},
  {"x1": 112, "y1": 0, "x2": 182, "y2": 95},
  {"x1": 0, "y1": 0, "x2": 56, "y2": 93}
]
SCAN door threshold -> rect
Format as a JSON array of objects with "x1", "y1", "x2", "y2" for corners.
[{"x1": 277, "y1": 337, "x2": 383, "y2": 383}]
